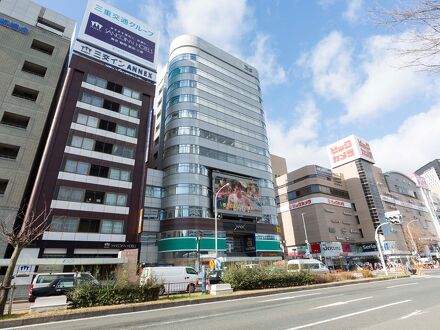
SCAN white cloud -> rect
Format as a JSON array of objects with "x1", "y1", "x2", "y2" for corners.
[
  {"x1": 302, "y1": 31, "x2": 357, "y2": 101},
  {"x1": 267, "y1": 98, "x2": 329, "y2": 171},
  {"x1": 370, "y1": 105, "x2": 440, "y2": 173},
  {"x1": 343, "y1": 0, "x2": 363, "y2": 23},
  {"x1": 167, "y1": 0, "x2": 252, "y2": 55},
  {"x1": 246, "y1": 34, "x2": 287, "y2": 88}
]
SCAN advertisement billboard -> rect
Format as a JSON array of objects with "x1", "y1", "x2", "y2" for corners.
[
  {"x1": 278, "y1": 196, "x2": 352, "y2": 213},
  {"x1": 327, "y1": 135, "x2": 375, "y2": 169},
  {"x1": 320, "y1": 242, "x2": 343, "y2": 257},
  {"x1": 213, "y1": 174, "x2": 262, "y2": 216},
  {"x1": 77, "y1": 0, "x2": 158, "y2": 69}
]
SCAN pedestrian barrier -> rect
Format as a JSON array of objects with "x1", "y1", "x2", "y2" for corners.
[
  {"x1": 29, "y1": 295, "x2": 69, "y2": 313},
  {"x1": 161, "y1": 282, "x2": 198, "y2": 296}
]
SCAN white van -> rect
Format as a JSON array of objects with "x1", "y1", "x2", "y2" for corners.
[
  {"x1": 140, "y1": 266, "x2": 199, "y2": 294},
  {"x1": 287, "y1": 259, "x2": 329, "y2": 274}
]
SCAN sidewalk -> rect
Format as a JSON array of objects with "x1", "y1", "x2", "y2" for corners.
[{"x1": 0, "y1": 274, "x2": 408, "y2": 328}]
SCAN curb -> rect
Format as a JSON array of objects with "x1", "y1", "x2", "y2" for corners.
[{"x1": 0, "y1": 275, "x2": 408, "y2": 328}]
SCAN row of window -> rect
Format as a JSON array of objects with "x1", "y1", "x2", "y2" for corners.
[
  {"x1": 50, "y1": 216, "x2": 124, "y2": 234},
  {"x1": 167, "y1": 79, "x2": 262, "y2": 115},
  {"x1": 164, "y1": 144, "x2": 271, "y2": 172},
  {"x1": 57, "y1": 186, "x2": 128, "y2": 206},
  {"x1": 166, "y1": 183, "x2": 209, "y2": 197},
  {"x1": 168, "y1": 65, "x2": 261, "y2": 105},
  {"x1": 166, "y1": 94, "x2": 265, "y2": 128},
  {"x1": 164, "y1": 126, "x2": 269, "y2": 157},
  {"x1": 260, "y1": 214, "x2": 278, "y2": 225},
  {"x1": 64, "y1": 159, "x2": 131, "y2": 181},
  {"x1": 80, "y1": 92, "x2": 139, "y2": 119},
  {"x1": 76, "y1": 113, "x2": 137, "y2": 138},
  {"x1": 169, "y1": 55, "x2": 260, "y2": 93},
  {"x1": 145, "y1": 185, "x2": 163, "y2": 198},
  {"x1": 261, "y1": 196, "x2": 276, "y2": 207},
  {"x1": 277, "y1": 184, "x2": 350, "y2": 204},
  {"x1": 163, "y1": 206, "x2": 212, "y2": 219},
  {"x1": 160, "y1": 230, "x2": 226, "y2": 239},
  {"x1": 164, "y1": 163, "x2": 209, "y2": 177},
  {"x1": 85, "y1": 74, "x2": 141, "y2": 101},
  {"x1": 70, "y1": 135, "x2": 135, "y2": 159},
  {"x1": 165, "y1": 110, "x2": 268, "y2": 143}
]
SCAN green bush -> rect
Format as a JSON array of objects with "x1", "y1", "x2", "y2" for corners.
[
  {"x1": 222, "y1": 267, "x2": 315, "y2": 291},
  {"x1": 68, "y1": 282, "x2": 161, "y2": 308}
]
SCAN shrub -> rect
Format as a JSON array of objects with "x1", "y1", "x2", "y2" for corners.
[
  {"x1": 222, "y1": 267, "x2": 315, "y2": 291},
  {"x1": 68, "y1": 282, "x2": 161, "y2": 308}
]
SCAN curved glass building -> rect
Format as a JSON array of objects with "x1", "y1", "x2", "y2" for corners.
[{"x1": 143, "y1": 35, "x2": 282, "y2": 265}]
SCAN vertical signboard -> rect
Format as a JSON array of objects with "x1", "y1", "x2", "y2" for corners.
[
  {"x1": 77, "y1": 0, "x2": 158, "y2": 72},
  {"x1": 327, "y1": 135, "x2": 375, "y2": 169}
]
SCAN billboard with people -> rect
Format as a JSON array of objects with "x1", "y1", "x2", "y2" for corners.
[{"x1": 213, "y1": 174, "x2": 262, "y2": 216}]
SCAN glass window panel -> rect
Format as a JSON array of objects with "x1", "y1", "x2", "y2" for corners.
[
  {"x1": 71, "y1": 136, "x2": 82, "y2": 148},
  {"x1": 58, "y1": 187, "x2": 69, "y2": 200},
  {"x1": 82, "y1": 138, "x2": 94, "y2": 150},
  {"x1": 64, "y1": 160, "x2": 77, "y2": 173},
  {"x1": 109, "y1": 168, "x2": 120, "y2": 180},
  {"x1": 120, "y1": 170, "x2": 130, "y2": 181},
  {"x1": 77, "y1": 162, "x2": 89, "y2": 175},
  {"x1": 71, "y1": 189, "x2": 83, "y2": 202},
  {"x1": 117, "y1": 194, "x2": 127, "y2": 206},
  {"x1": 77, "y1": 113, "x2": 88, "y2": 125},
  {"x1": 132, "y1": 91, "x2": 140, "y2": 100},
  {"x1": 105, "y1": 193, "x2": 117, "y2": 205},
  {"x1": 112, "y1": 221, "x2": 123, "y2": 234},
  {"x1": 129, "y1": 108, "x2": 138, "y2": 118},
  {"x1": 50, "y1": 216, "x2": 64, "y2": 231},
  {"x1": 126, "y1": 127, "x2": 136, "y2": 137},
  {"x1": 120, "y1": 105, "x2": 129, "y2": 116},
  {"x1": 64, "y1": 217, "x2": 78, "y2": 232},
  {"x1": 87, "y1": 116, "x2": 99, "y2": 128},
  {"x1": 101, "y1": 220, "x2": 113, "y2": 234},
  {"x1": 116, "y1": 125, "x2": 126, "y2": 135},
  {"x1": 122, "y1": 87, "x2": 131, "y2": 97}
]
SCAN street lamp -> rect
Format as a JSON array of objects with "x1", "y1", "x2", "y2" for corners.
[
  {"x1": 375, "y1": 223, "x2": 389, "y2": 276},
  {"x1": 301, "y1": 213, "x2": 311, "y2": 258},
  {"x1": 407, "y1": 219, "x2": 420, "y2": 256},
  {"x1": 214, "y1": 183, "x2": 230, "y2": 259}
]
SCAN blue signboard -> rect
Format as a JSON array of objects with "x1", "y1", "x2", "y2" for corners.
[{"x1": 0, "y1": 17, "x2": 29, "y2": 34}]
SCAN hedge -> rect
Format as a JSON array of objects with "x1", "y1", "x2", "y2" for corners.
[
  {"x1": 67, "y1": 282, "x2": 161, "y2": 308},
  {"x1": 222, "y1": 267, "x2": 315, "y2": 291}
]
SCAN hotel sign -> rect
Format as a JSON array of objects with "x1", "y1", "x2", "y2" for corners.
[
  {"x1": 77, "y1": 0, "x2": 158, "y2": 70},
  {"x1": 74, "y1": 41, "x2": 156, "y2": 82}
]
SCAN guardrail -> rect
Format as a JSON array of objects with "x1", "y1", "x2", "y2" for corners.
[{"x1": 161, "y1": 282, "x2": 198, "y2": 296}]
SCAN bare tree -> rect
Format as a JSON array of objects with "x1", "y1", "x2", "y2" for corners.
[
  {"x1": 0, "y1": 208, "x2": 51, "y2": 315},
  {"x1": 375, "y1": 0, "x2": 440, "y2": 71},
  {"x1": 403, "y1": 224, "x2": 429, "y2": 256}
]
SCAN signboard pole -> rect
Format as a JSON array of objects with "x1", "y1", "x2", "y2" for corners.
[
  {"x1": 214, "y1": 183, "x2": 230, "y2": 258},
  {"x1": 301, "y1": 213, "x2": 311, "y2": 258},
  {"x1": 375, "y1": 223, "x2": 389, "y2": 276}
]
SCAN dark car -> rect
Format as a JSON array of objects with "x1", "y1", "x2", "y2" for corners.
[
  {"x1": 28, "y1": 277, "x2": 94, "y2": 302},
  {"x1": 208, "y1": 270, "x2": 224, "y2": 284}
]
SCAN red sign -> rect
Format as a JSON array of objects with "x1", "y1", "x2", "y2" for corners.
[
  {"x1": 311, "y1": 243, "x2": 321, "y2": 254},
  {"x1": 342, "y1": 243, "x2": 351, "y2": 253}
]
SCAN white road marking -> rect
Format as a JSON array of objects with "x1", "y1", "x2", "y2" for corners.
[
  {"x1": 311, "y1": 296, "x2": 372, "y2": 309},
  {"x1": 285, "y1": 300, "x2": 412, "y2": 330},
  {"x1": 386, "y1": 283, "x2": 419, "y2": 289},
  {"x1": 260, "y1": 292, "x2": 321, "y2": 302},
  {"x1": 400, "y1": 310, "x2": 425, "y2": 320}
]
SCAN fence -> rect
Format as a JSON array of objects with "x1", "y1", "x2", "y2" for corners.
[{"x1": 161, "y1": 281, "x2": 198, "y2": 296}]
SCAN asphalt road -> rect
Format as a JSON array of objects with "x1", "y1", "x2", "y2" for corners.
[{"x1": 9, "y1": 269, "x2": 440, "y2": 330}]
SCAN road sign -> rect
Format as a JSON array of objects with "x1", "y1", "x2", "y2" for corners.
[
  {"x1": 385, "y1": 211, "x2": 402, "y2": 224},
  {"x1": 209, "y1": 260, "x2": 215, "y2": 269}
]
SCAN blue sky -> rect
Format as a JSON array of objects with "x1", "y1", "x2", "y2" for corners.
[{"x1": 37, "y1": 0, "x2": 439, "y2": 173}]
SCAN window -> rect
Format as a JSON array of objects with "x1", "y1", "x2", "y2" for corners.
[
  {"x1": 119, "y1": 105, "x2": 139, "y2": 118},
  {"x1": 0, "y1": 179, "x2": 8, "y2": 195},
  {"x1": 76, "y1": 113, "x2": 98, "y2": 127},
  {"x1": 78, "y1": 218, "x2": 100, "y2": 233},
  {"x1": 103, "y1": 99, "x2": 120, "y2": 112},
  {"x1": 71, "y1": 136, "x2": 94, "y2": 150},
  {"x1": 80, "y1": 93, "x2": 103, "y2": 107},
  {"x1": 85, "y1": 74, "x2": 107, "y2": 89},
  {"x1": 50, "y1": 216, "x2": 78, "y2": 232},
  {"x1": 145, "y1": 186, "x2": 163, "y2": 198},
  {"x1": 99, "y1": 119, "x2": 117, "y2": 132},
  {"x1": 89, "y1": 164, "x2": 109, "y2": 178},
  {"x1": 22, "y1": 61, "x2": 47, "y2": 77},
  {"x1": 101, "y1": 220, "x2": 123, "y2": 234},
  {"x1": 1, "y1": 112, "x2": 29, "y2": 129},
  {"x1": 355, "y1": 216, "x2": 360, "y2": 224},
  {"x1": 186, "y1": 268, "x2": 198, "y2": 275},
  {"x1": 122, "y1": 87, "x2": 141, "y2": 100},
  {"x1": 84, "y1": 190, "x2": 105, "y2": 204},
  {"x1": 109, "y1": 168, "x2": 131, "y2": 181},
  {"x1": 37, "y1": 17, "x2": 65, "y2": 33},
  {"x1": 12, "y1": 85, "x2": 39, "y2": 101},
  {"x1": 31, "y1": 39, "x2": 54, "y2": 55},
  {"x1": 58, "y1": 187, "x2": 83, "y2": 202},
  {"x1": 94, "y1": 141, "x2": 113, "y2": 154},
  {"x1": 105, "y1": 193, "x2": 127, "y2": 206},
  {"x1": 113, "y1": 145, "x2": 134, "y2": 158},
  {"x1": 116, "y1": 125, "x2": 136, "y2": 137},
  {"x1": 328, "y1": 227, "x2": 336, "y2": 233},
  {"x1": 107, "y1": 81, "x2": 123, "y2": 94},
  {"x1": 0, "y1": 143, "x2": 19, "y2": 160},
  {"x1": 64, "y1": 160, "x2": 89, "y2": 175}
]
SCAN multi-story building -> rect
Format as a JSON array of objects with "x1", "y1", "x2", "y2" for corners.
[
  {"x1": 141, "y1": 35, "x2": 282, "y2": 266},
  {"x1": 22, "y1": 0, "x2": 158, "y2": 275},
  {"x1": 275, "y1": 136, "x2": 440, "y2": 268},
  {"x1": 416, "y1": 159, "x2": 440, "y2": 195},
  {"x1": 0, "y1": 0, "x2": 75, "y2": 258}
]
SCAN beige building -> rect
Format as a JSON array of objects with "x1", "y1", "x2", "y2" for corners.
[{"x1": 0, "y1": 0, "x2": 75, "y2": 257}]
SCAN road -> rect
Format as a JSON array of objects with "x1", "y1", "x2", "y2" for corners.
[{"x1": 9, "y1": 270, "x2": 440, "y2": 330}]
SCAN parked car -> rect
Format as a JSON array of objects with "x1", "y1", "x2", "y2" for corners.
[
  {"x1": 28, "y1": 276, "x2": 97, "y2": 302},
  {"x1": 140, "y1": 266, "x2": 199, "y2": 294},
  {"x1": 29, "y1": 272, "x2": 98, "y2": 302},
  {"x1": 287, "y1": 259, "x2": 330, "y2": 274},
  {"x1": 207, "y1": 269, "x2": 224, "y2": 284}
]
